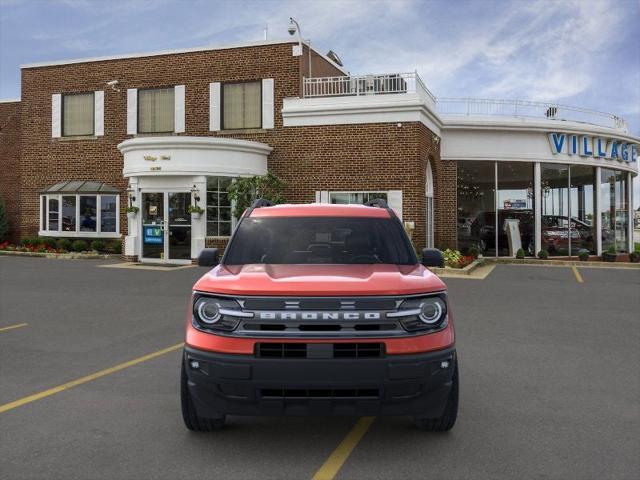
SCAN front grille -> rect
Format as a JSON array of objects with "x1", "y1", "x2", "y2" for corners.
[
  {"x1": 256, "y1": 343, "x2": 384, "y2": 359},
  {"x1": 260, "y1": 388, "x2": 380, "y2": 399},
  {"x1": 243, "y1": 298, "x2": 397, "y2": 311}
]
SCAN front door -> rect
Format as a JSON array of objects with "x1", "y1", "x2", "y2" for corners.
[{"x1": 141, "y1": 192, "x2": 191, "y2": 263}]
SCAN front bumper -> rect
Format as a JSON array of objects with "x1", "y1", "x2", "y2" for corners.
[{"x1": 184, "y1": 345, "x2": 456, "y2": 418}]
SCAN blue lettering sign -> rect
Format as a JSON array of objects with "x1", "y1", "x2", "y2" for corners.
[
  {"x1": 570, "y1": 135, "x2": 578, "y2": 155},
  {"x1": 144, "y1": 226, "x2": 163, "y2": 245},
  {"x1": 610, "y1": 141, "x2": 619, "y2": 159},
  {"x1": 620, "y1": 143, "x2": 628, "y2": 161},
  {"x1": 548, "y1": 133, "x2": 565, "y2": 154},
  {"x1": 595, "y1": 138, "x2": 607, "y2": 157},
  {"x1": 580, "y1": 136, "x2": 593, "y2": 156},
  {"x1": 632, "y1": 144, "x2": 638, "y2": 162}
]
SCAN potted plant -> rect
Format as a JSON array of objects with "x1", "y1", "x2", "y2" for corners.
[
  {"x1": 577, "y1": 250, "x2": 590, "y2": 262},
  {"x1": 126, "y1": 206, "x2": 139, "y2": 221},
  {"x1": 537, "y1": 249, "x2": 549, "y2": 260},
  {"x1": 629, "y1": 245, "x2": 640, "y2": 263},
  {"x1": 187, "y1": 205, "x2": 204, "y2": 219},
  {"x1": 603, "y1": 244, "x2": 617, "y2": 262},
  {"x1": 515, "y1": 248, "x2": 525, "y2": 260}
]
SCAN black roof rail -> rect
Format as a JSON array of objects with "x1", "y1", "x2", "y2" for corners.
[
  {"x1": 364, "y1": 197, "x2": 397, "y2": 219},
  {"x1": 243, "y1": 198, "x2": 274, "y2": 218}
]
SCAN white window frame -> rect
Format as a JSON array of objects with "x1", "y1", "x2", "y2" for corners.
[
  {"x1": 205, "y1": 177, "x2": 236, "y2": 238},
  {"x1": 39, "y1": 194, "x2": 120, "y2": 238},
  {"x1": 61, "y1": 92, "x2": 96, "y2": 137},
  {"x1": 328, "y1": 191, "x2": 389, "y2": 205}
]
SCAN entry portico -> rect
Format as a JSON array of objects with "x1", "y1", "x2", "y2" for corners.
[{"x1": 118, "y1": 136, "x2": 271, "y2": 263}]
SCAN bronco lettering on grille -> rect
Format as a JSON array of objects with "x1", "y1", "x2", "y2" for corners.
[{"x1": 257, "y1": 312, "x2": 382, "y2": 321}]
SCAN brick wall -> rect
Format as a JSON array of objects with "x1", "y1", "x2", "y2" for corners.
[
  {"x1": 14, "y1": 40, "x2": 448, "y2": 252},
  {"x1": 0, "y1": 101, "x2": 21, "y2": 242}
]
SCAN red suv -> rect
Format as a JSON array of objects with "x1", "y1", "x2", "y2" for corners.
[{"x1": 181, "y1": 199, "x2": 458, "y2": 431}]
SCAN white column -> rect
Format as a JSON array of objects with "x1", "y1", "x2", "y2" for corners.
[
  {"x1": 534, "y1": 162, "x2": 541, "y2": 256},
  {"x1": 191, "y1": 175, "x2": 207, "y2": 260},
  {"x1": 595, "y1": 167, "x2": 602, "y2": 256},
  {"x1": 628, "y1": 171, "x2": 633, "y2": 253},
  {"x1": 124, "y1": 177, "x2": 140, "y2": 258}
]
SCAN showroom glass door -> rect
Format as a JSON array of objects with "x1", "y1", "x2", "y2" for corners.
[
  {"x1": 141, "y1": 192, "x2": 192, "y2": 263},
  {"x1": 141, "y1": 192, "x2": 165, "y2": 261},
  {"x1": 167, "y1": 192, "x2": 192, "y2": 261}
]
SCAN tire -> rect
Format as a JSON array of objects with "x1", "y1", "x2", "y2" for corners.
[
  {"x1": 181, "y1": 359, "x2": 225, "y2": 432},
  {"x1": 414, "y1": 361, "x2": 459, "y2": 432}
]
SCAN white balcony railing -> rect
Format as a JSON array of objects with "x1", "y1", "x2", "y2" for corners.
[
  {"x1": 437, "y1": 98, "x2": 628, "y2": 131},
  {"x1": 302, "y1": 74, "x2": 628, "y2": 131},
  {"x1": 303, "y1": 72, "x2": 436, "y2": 103}
]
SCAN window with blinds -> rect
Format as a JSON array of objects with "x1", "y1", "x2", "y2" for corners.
[
  {"x1": 222, "y1": 81, "x2": 261, "y2": 130},
  {"x1": 138, "y1": 88, "x2": 175, "y2": 133},
  {"x1": 62, "y1": 92, "x2": 94, "y2": 136}
]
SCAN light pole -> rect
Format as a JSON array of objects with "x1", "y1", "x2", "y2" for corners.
[{"x1": 288, "y1": 17, "x2": 311, "y2": 78}]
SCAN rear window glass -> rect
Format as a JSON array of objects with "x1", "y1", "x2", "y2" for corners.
[{"x1": 223, "y1": 216, "x2": 417, "y2": 265}]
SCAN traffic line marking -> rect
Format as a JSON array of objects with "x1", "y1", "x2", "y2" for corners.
[
  {"x1": 312, "y1": 416, "x2": 375, "y2": 480},
  {"x1": 0, "y1": 342, "x2": 183, "y2": 414},
  {"x1": 0, "y1": 323, "x2": 28, "y2": 333},
  {"x1": 571, "y1": 266, "x2": 584, "y2": 283}
]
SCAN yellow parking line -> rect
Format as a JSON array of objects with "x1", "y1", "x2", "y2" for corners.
[
  {"x1": 571, "y1": 265, "x2": 584, "y2": 283},
  {"x1": 0, "y1": 342, "x2": 183, "y2": 414},
  {"x1": 0, "y1": 323, "x2": 28, "y2": 333},
  {"x1": 312, "y1": 416, "x2": 375, "y2": 480}
]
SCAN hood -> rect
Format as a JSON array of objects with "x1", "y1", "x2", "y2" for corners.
[{"x1": 193, "y1": 263, "x2": 446, "y2": 296}]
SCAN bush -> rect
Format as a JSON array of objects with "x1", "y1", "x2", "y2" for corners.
[
  {"x1": 227, "y1": 172, "x2": 286, "y2": 218},
  {"x1": 578, "y1": 250, "x2": 590, "y2": 261},
  {"x1": 443, "y1": 249, "x2": 462, "y2": 267},
  {"x1": 468, "y1": 246, "x2": 480, "y2": 259},
  {"x1": 515, "y1": 248, "x2": 525, "y2": 259},
  {"x1": 71, "y1": 240, "x2": 88, "y2": 252},
  {"x1": 606, "y1": 244, "x2": 617, "y2": 255},
  {"x1": 38, "y1": 237, "x2": 57, "y2": 249},
  {"x1": 0, "y1": 197, "x2": 9, "y2": 242},
  {"x1": 90, "y1": 240, "x2": 106, "y2": 252},
  {"x1": 107, "y1": 240, "x2": 121, "y2": 254},
  {"x1": 630, "y1": 252, "x2": 640, "y2": 263},
  {"x1": 537, "y1": 249, "x2": 549, "y2": 260},
  {"x1": 57, "y1": 238, "x2": 72, "y2": 251},
  {"x1": 21, "y1": 237, "x2": 36, "y2": 247}
]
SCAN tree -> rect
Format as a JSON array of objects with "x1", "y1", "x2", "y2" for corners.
[
  {"x1": 0, "y1": 197, "x2": 9, "y2": 242},
  {"x1": 227, "y1": 172, "x2": 286, "y2": 219}
]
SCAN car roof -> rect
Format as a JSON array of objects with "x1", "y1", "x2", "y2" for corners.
[{"x1": 248, "y1": 203, "x2": 392, "y2": 218}]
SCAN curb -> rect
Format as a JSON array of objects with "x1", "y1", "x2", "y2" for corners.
[
  {"x1": 431, "y1": 258, "x2": 485, "y2": 276},
  {"x1": 491, "y1": 257, "x2": 640, "y2": 269}
]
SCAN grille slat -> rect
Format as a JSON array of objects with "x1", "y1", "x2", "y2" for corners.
[
  {"x1": 260, "y1": 388, "x2": 379, "y2": 399},
  {"x1": 256, "y1": 343, "x2": 384, "y2": 359}
]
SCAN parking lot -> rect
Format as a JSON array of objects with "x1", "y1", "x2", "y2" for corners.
[{"x1": 1, "y1": 256, "x2": 638, "y2": 480}]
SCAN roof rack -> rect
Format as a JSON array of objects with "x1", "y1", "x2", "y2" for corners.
[
  {"x1": 244, "y1": 198, "x2": 274, "y2": 217},
  {"x1": 364, "y1": 197, "x2": 397, "y2": 219}
]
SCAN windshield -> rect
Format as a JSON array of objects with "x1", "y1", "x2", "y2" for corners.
[{"x1": 223, "y1": 216, "x2": 418, "y2": 265}]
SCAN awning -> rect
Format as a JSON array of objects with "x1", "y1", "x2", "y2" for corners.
[{"x1": 41, "y1": 181, "x2": 120, "y2": 194}]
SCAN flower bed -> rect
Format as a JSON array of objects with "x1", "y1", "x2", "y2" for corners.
[{"x1": 0, "y1": 237, "x2": 122, "y2": 256}]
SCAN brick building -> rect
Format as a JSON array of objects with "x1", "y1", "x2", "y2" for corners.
[{"x1": 0, "y1": 38, "x2": 638, "y2": 262}]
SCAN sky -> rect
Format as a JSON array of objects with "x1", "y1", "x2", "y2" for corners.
[{"x1": 1, "y1": 0, "x2": 639, "y2": 204}]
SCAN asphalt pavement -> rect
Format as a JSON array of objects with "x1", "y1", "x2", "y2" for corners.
[{"x1": 0, "y1": 257, "x2": 638, "y2": 480}]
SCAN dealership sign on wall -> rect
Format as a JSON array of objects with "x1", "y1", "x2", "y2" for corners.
[{"x1": 548, "y1": 133, "x2": 638, "y2": 163}]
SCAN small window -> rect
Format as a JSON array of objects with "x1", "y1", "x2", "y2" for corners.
[
  {"x1": 222, "y1": 81, "x2": 261, "y2": 130},
  {"x1": 48, "y1": 197, "x2": 59, "y2": 231},
  {"x1": 62, "y1": 196, "x2": 76, "y2": 232},
  {"x1": 206, "y1": 177, "x2": 234, "y2": 236},
  {"x1": 79, "y1": 196, "x2": 97, "y2": 232},
  {"x1": 329, "y1": 192, "x2": 388, "y2": 205},
  {"x1": 138, "y1": 88, "x2": 175, "y2": 133},
  {"x1": 62, "y1": 92, "x2": 94, "y2": 136},
  {"x1": 101, "y1": 195, "x2": 117, "y2": 233}
]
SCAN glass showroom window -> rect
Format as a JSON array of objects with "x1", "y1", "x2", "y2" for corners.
[
  {"x1": 541, "y1": 164, "x2": 570, "y2": 256},
  {"x1": 569, "y1": 165, "x2": 596, "y2": 254},
  {"x1": 206, "y1": 177, "x2": 233, "y2": 237},
  {"x1": 62, "y1": 92, "x2": 94, "y2": 136},
  {"x1": 40, "y1": 194, "x2": 119, "y2": 237},
  {"x1": 138, "y1": 87, "x2": 175, "y2": 133},
  {"x1": 222, "y1": 81, "x2": 261, "y2": 130},
  {"x1": 329, "y1": 192, "x2": 388, "y2": 205},
  {"x1": 497, "y1": 162, "x2": 534, "y2": 256},
  {"x1": 457, "y1": 161, "x2": 496, "y2": 256},
  {"x1": 601, "y1": 169, "x2": 629, "y2": 253}
]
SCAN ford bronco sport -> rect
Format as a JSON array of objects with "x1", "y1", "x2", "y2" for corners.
[{"x1": 181, "y1": 199, "x2": 458, "y2": 431}]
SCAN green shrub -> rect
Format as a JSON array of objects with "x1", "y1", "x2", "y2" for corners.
[
  {"x1": 71, "y1": 240, "x2": 88, "y2": 252},
  {"x1": 468, "y1": 246, "x2": 480, "y2": 258},
  {"x1": 606, "y1": 244, "x2": 617, "y2": 255},
  {"x1": 578, "y1": 250, "x2": 590, "y2": 261},
  {"x1": 107, "y1": 240, "x2": 122, "y2": 254},
  {"x1": 38, "y1": 237, "x2": 57, "y2": 249},
  {"x1": 21, "y1": 237, "x2": 36, "y2": 247},
  {"x1": 90, "y1": 240, "x2": 106, "y2": 252},
  {"x1": 57, "y1": 238, "x2": 72, "y2": 251},
  {"x1": 537, "y1": 249, "x2": 549, "y2": 260},
  {"x1": 443, "y1": 248, "x2": 462, "y2": 267},
  {"x1": 630, "y1": 252, "x2": 640, "y2": 263},
  {"x1": 515, "y1": 248, "x2": 525, "y2": 259}
]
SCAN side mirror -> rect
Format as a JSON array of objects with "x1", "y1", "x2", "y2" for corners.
[
  {"x1": 421, "y1": 248, "x2": 444, "y2": 268},
  {"x1": 197, "y1": 248, "x2": 219, "y2": 267}
]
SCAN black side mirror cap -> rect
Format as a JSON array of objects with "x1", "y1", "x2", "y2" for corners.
[
  {"x1": 421, "y1": 248, "x2": 444, "y2": 268},
  {"x1": 197, "y1": 248, "x2": 219, "y2": 267}
]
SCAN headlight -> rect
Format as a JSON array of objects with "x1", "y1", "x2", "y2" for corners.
[
  {"x1": 192, "y1": 294, "x2": 250, "y2": 331},
  {"x1": 194, "y1": 297, "x2": 221, "y2": 324},
  {"x1": 419, "y1": 297, "x2": 446, "y2": 325},
  {"x1": 388, "y1": 294, "x2": 448, "y2": 332}
]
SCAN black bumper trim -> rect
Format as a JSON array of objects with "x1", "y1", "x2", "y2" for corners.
[{"x1": 184, "y1": 345, "x2": 456, "y2": 418}]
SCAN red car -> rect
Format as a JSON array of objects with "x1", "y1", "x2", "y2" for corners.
[{"x1": 181, "y1": 199, "x2": 458, "y2": 431}]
